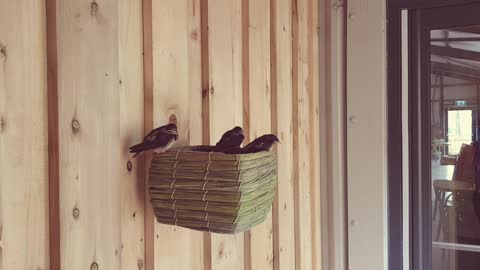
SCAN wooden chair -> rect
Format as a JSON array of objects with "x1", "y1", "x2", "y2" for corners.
[{"x1": 433, "y1": 143, "x2": 477, "y2": 240}]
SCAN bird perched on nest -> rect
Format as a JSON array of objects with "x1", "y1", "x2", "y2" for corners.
[
  {"x1": 212, "y1": 126, "x2": 245, "y2": 152},
  {"x1": 129, "y1": 123, "x2": 178, "y2": 158},
  {"x1": 226, "y1": 134, "x2": 280, "y2": 154}
]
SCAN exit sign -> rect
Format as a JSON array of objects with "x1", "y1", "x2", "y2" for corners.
[{"x1": 456, "y1": 100, "x2": 467, "y2": 106}]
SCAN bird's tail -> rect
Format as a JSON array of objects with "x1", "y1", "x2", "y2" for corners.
[{"x1": 129, "y1": 143, "x2": 150, "y2": 158}]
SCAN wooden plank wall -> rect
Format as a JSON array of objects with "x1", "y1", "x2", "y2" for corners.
[
  {"x1": 0, "y1": 0, "x2": 321, "y2": 269},
  {"x1": 0, "y1": 1, "x2": 49, "y2": 270}
]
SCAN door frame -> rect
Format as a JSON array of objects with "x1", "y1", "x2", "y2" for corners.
[{"x1": 388, "y1": 1, "x2": 480, "y2": 270}]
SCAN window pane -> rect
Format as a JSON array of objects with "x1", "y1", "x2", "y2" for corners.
[{"x1": 431, "y1": 26, "x2": 480, "y2": 270}]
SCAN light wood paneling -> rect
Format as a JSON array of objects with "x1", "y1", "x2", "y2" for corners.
[
  {"x1": 0, "y1": 1, "x2": 324, "y2": 269},
  {"x1": 208, "y1": 0, "x2": 245, "y2": 269},
  {"x1": 151, "y1": 0, "x2": 204, "y2": 269},
  {"x1": 118, "y1": 0, "x2": 145, "y2": 269},
  {"x1": 0, "y1": 1, "x2": 49, "y2": 269},
  {"x1": 272, "y1": 0, "x2": 296, "y2": 269},
  {"x1": 57, "y1": 1, "x2": 122, "y2": 269},
  {"x1": 296, "y1": 0, "x2": 314, "y2": 268},
  {"x1": 245, "y1": 0, "x2": 273, "y2": 269},
  {"x1": 311, "y1": 0, "x2": 322, "y2": 268}
]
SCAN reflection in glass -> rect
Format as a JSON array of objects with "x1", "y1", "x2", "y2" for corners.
[{"x1": 431, "y1": 26, "x2": 480, "y2": 270}]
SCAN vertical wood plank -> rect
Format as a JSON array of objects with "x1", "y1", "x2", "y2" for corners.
[
  {"x1": 141, "y1": 0, "x2": 155, "y2": 268},
  {"x1": 291, "y1": 0, "x2": 301, "y2": 268},
  {"x1": 208, "y1": 0, "x2": 244, "y2": 269},
  {"x1": 151, "y1": 1, "x2": 204, "y2": 269},
  {"x1": 246, "y1": 0, "x2": 273, "y2": 270},
  {"x1": 118, "y1": 0, "x2": 145, "y2": 269},
  {"x1": 273, "y1": 0, "x2": 296, "y2": 269},
  {"x1": 0, "y1": 1, "x2": 49, "y2": 269},
  {"x1": 311, "y1": 1, "x2": 322, "y2": 268},
  {"x1": 188, "y1": 0, "x2": 204, "y2": 148},
  {"x1": 57, "y1": 1, "x2": 122, "y2": 269},
  {"x1": 295, "y1": 0, "x2": 314, "y2": 268}
]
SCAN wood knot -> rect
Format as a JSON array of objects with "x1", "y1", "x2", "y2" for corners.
[
  {"x1": 90, "y1": 262, "x2": 99, "y2": 270},
  {"x1": 209, "y1": 87, "x2": 214, "y2": 95},
  {"x1": 190, "y1": 31, "x2": 199, "y2": 40},
  {"x1": 71, "y1": 119, "x2": 80, "y2": 133},
  {"x1": 72, "y1": 207, "x2": 80, "y2": 219},
  {"x1": 127, "y1": 160, "x2": 133, "y2": 172},
  {"x1": 137, "y1": 259, "x2": 144, "y2": 270},
  {"x1": 0, "y1": 46, "x2": 6, "y2": 58},
  {"x1": 0, "y1": 116, "x2": 5, "y2": 133},
  {"x1": 169, "y1": 114, "x2": 177, "y2": 125},
  {"x1": 91, "y1": 1, "x2": 99, "y2": 15}
]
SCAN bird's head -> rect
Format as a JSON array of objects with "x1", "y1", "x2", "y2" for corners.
[
  {"x1": 165, "y1": 124, "x2": 178, "y2": 140},
  {"x1": 232, "y1": 126, "x2": 244, "y2": 136},
  {"x1": 263, "y1": 134, "x2": 280, "y2": 145}
]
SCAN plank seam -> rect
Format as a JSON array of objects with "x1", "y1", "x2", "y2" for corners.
[
  {"x1": 242, "y1": 0, "x2": 251, "y2": 269},
  {"x1": 291, "y1": 0, "x2": 301, "y2": 269},
  {"x1": 200, "y1": 0, "x2": 212, "y2": 269},
  {"x1": 270, "y1": 0, "x2": 280, "y2": 269},
  {"x1": 45, "y1": 0, "x2": 61, "y2": 268}
]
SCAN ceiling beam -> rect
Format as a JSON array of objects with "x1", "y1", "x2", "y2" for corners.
[
  {"x1": 431, "y1": 37, "x2": 480, "y2": 42},
  {"x1": 451, "y1": 27, "x2": 480, "y2": 35},
  {"x1": 431, "y1": 45, "x2": 480, "y2": 63},
  {"x1": 431, "y1": 61, "x2": 480, "y2": 82}
]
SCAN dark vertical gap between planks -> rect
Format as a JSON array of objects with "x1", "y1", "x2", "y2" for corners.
[
  {"x1": 291, "y1": 0, "x2": 301, "y2": 269},
  {"x1": 142, "y1": 0, "x2": 154, "y2": 269},
  {"x1": 306, "y1": 0, "x2": 318, "y2": 268},
  {"x1": 242, "y1": 0, "x2": 251, "y2": 145},
  {"x1": 270, "y1": 0, "x2": 280, "y2": 269},
  {"x1": 46, "y1": 0, "x2": 61, "y2": 269},
  {"x1": 200, "y1": 0, "x2": 212, "y2": 269},
  {"x1": 242, "y1": 0, "x2": 252, "y2": 269},
  {"x1": 201, "y1": 0, "x2": 211, "y2": 147}
]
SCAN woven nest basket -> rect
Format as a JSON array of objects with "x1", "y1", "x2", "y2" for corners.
[{"x1": 148, "y1": 145, "x2": 278, "y2": 234}]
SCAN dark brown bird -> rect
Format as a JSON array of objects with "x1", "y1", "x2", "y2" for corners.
[
  {"x1": 129, "y1": 123, "x2": 178, "y2": 158},
  {"x1": 212, "y1": 126, "x2": 245, "y2": 152},
  {"x1": 226, "y1": 134, "x2": 280, "y2": 154}
]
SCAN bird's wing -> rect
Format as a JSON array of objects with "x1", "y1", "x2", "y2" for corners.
[
  {"x1": 242, "y1": 138, "x2": 264, "y2": 153},
  {"x1": 143, "y1": 127, "x2": 166, "y2": 145},
  {"x1": 215, "y1": 131, "x2": 232, "y2": 146},
  {"x1": 151, "y1": 132, "x2": 175, "y2": 147}
]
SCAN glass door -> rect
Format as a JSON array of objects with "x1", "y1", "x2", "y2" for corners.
[{"x1": 411, "y1": 3, "x2": 480, "y2": 270}]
